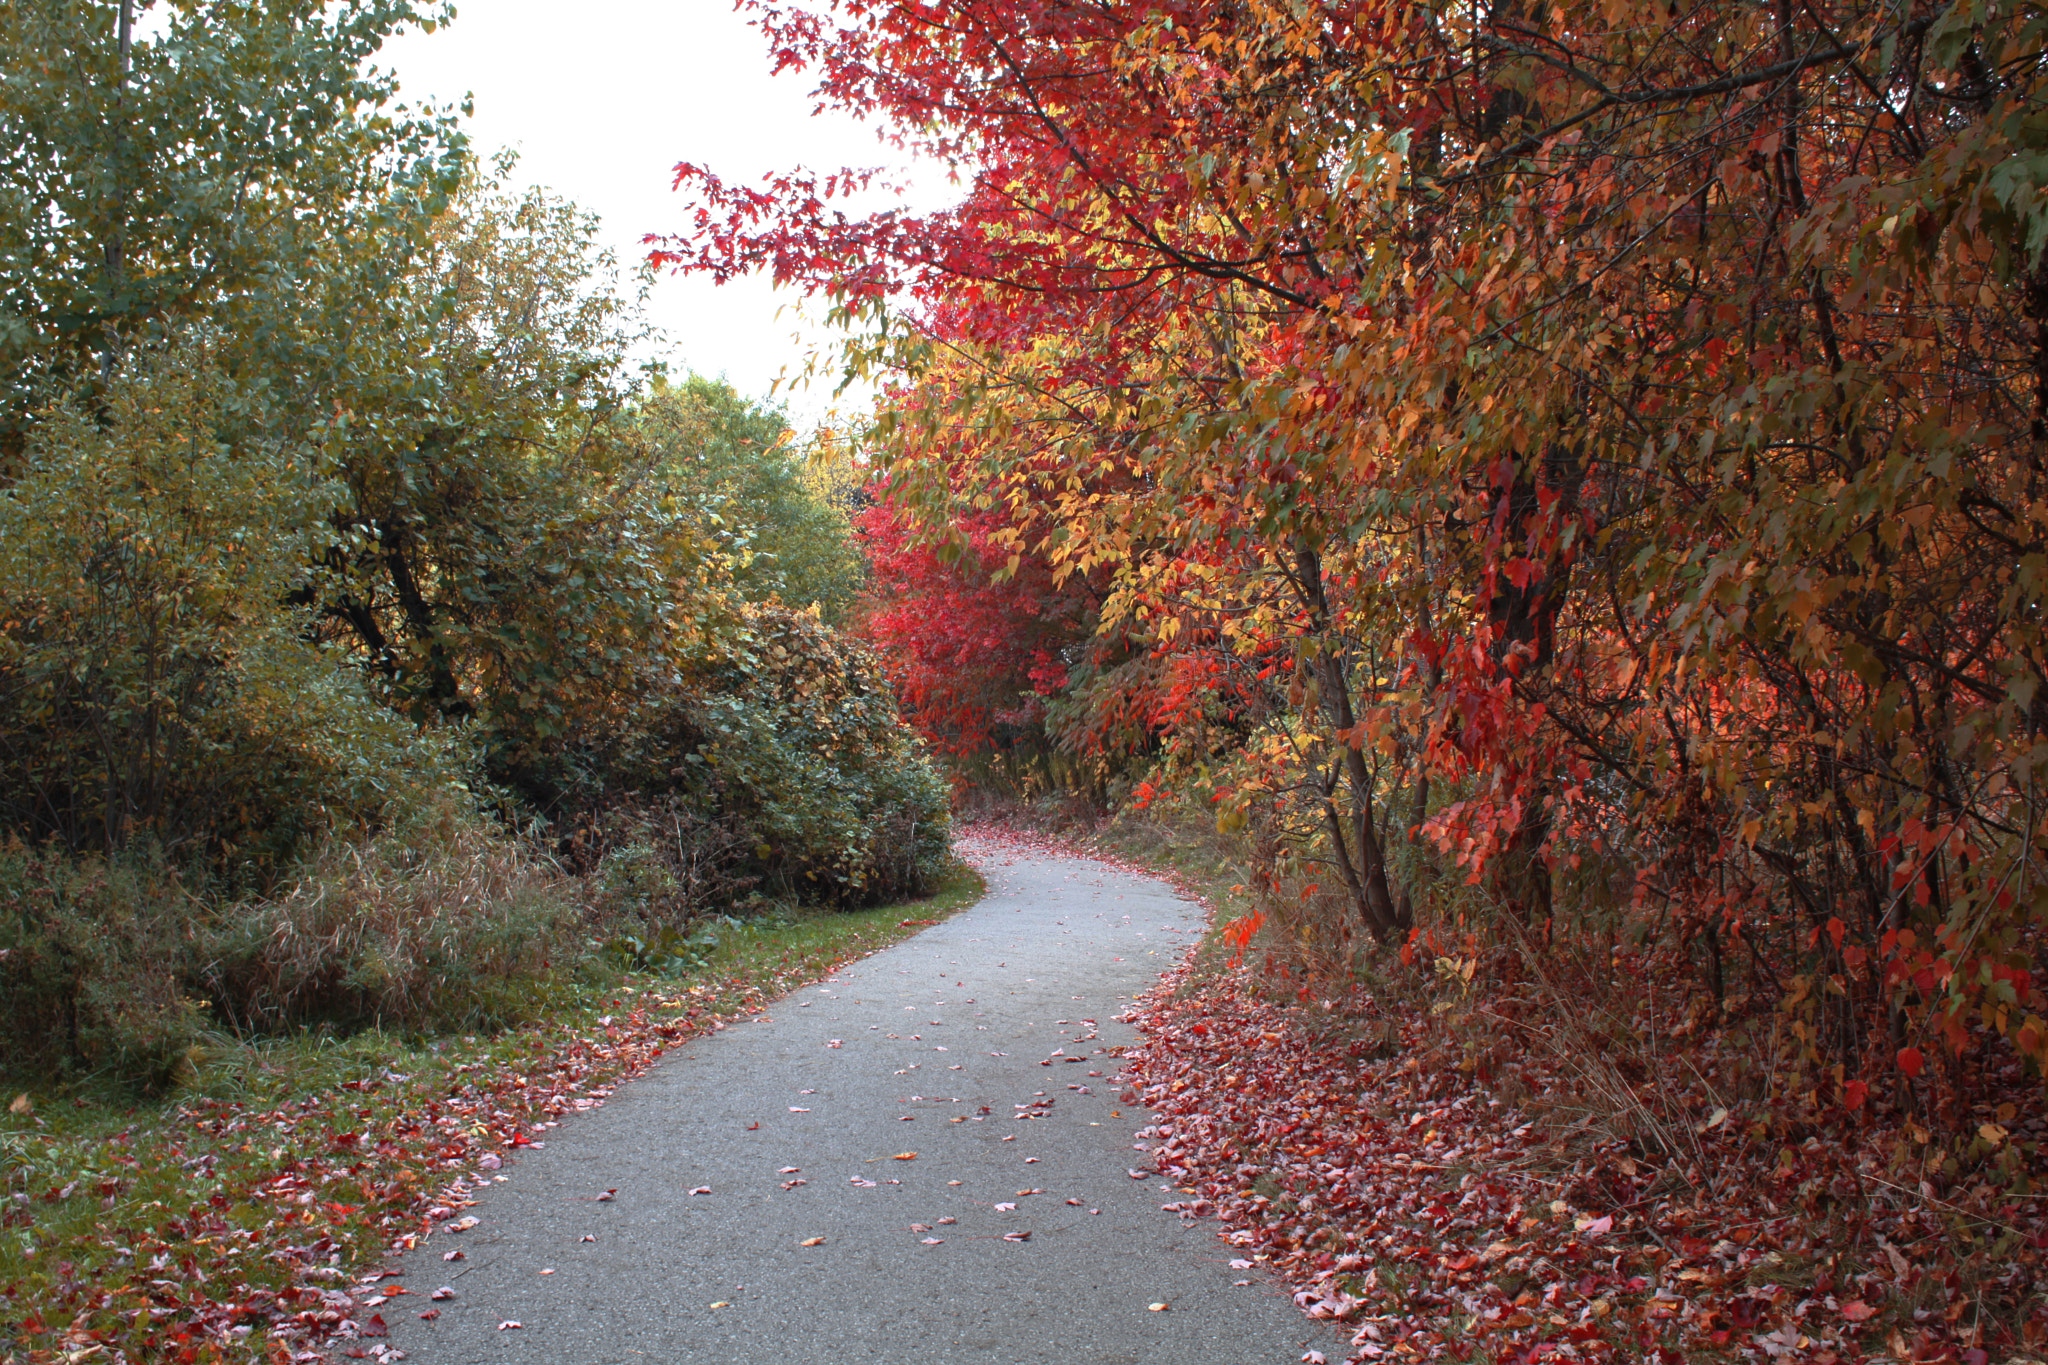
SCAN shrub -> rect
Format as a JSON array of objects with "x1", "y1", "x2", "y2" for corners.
[
  {"x1": 586, "y1": 800, "x2": 761, "y2": 928},
  {"x1": 0, "y1": 844, "x2": 207, "y2": 1090},
  {"x1": 0, "y1": 339, "x2": 462, "y2": 883},
  {"x1": 679, "y1": 603, "x2": 953, "y2": 904}
]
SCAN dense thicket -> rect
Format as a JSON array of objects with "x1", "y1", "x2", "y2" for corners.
[
  {"x1": 666, "y1": 0, "x2": 2048, "y2": 1141},
  {"x1": 0, "y1": 0, "x2": 947, "y2": 1084}
]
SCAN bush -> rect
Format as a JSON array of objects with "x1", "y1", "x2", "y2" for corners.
[
  {"x1": 0, "y1": 844, "x2": 208, "y2": 1090},
  {"x1": 205, "y1": 801, "x2": 581, "y2": 1036},
  {"x1": 0, "y1": 339, "x2": 462, "y2": 883},
  {"x1": 532, "y1": 601, "x2": 954, "y2": 908},
  {"x1": 586, "y1": 800, "x2": 762, "y2": 928},
  {"x1": 676, "y1": 603, "x2": 953, "y2": 904}
]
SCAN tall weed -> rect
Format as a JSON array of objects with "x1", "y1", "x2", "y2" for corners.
[{"x1": 206, "y1": 803, "x2": 580, "y2": 1036}]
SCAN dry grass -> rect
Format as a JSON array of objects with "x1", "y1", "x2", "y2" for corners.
[{"x1": 206, "y1": 801, "x2": 580, "y2": 1035}]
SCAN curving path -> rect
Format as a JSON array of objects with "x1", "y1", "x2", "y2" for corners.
[{"x1": 389, "y1": 835, "x2": 1339, "y2": 1364}]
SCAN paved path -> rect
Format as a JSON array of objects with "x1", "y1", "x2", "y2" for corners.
[{"x1": 389, "y1": 837, "x2": 1338, "y2": 1364}]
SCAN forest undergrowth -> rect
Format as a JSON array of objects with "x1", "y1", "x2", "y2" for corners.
[{"x1": 968, "y1": 804, "x2": 2048, "y2": 1365}]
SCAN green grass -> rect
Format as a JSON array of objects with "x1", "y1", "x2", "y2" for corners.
[{"x1": 0, "y1": 858, "x2": 984, "y2": 1364}]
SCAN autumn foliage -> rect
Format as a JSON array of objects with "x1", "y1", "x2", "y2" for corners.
[{"x1": 663, "y1": 0, "x2": 2048, "y2": 1195}]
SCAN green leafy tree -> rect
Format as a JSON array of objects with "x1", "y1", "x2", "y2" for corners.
[
  {"x1": 297, "y1": 168, "x2": 723, "y2": 777},
  {"x1": 0, "y1": 0, "x2": 463, "y2": 457},
  {"x1": 0, "y1": 335, "x2": 452, "y2": 872},
  {"x1": 633, "y1": 375, "x2": 865, "y2": 623}
]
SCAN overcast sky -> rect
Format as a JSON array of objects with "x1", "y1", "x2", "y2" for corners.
[{"x1": 375, "y1": 0, "x2": 940, "y2": 423}]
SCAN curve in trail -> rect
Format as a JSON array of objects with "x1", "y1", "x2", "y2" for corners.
[{"x1": 389, "y1": 834, "x2": 1339, "y2": 1364}]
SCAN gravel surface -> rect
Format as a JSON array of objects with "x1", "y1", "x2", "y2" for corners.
[{"x1": 388, "y1": 835, "x2": 1339, "y2": 1364}]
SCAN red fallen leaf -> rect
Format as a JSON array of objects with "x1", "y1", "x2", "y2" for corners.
[
  {"x1": 1841, "y1": 1300, "x2": 1877, "y2": 1321},
  {"x1": 360, "y1": 1313, "x2": 388, "y2": 1338},
  {"x1": 508, "y1": 1132, "x2": 536, "y2": 1148},
  {"x1": 431, "y1": 1287, "x2": 455, "y2": 1301},
  {"x1": 1003, "y1": 1230, "x2": 1031, "y2": 1241},
  {"x1": 689, "y1": 1186, "x2": 712, "y2": 1195},
  {"x1": 418, "y1": 1309, "x2": 441, "y2": 1321},
  {"x1": 596, "y1": 1188, "x2": 617, "y2": 1202},
  {"x1": 1128, "y1": 1169, "x2": 1151, "y2": 1179},
  {"x1": 443, "y1": 1249, "x2": 465, "y2": 1262},
  {"x1": 747, "y1": 1121, "x2": 760, "y2": 1130},
  {"x1": 497, "y1": 1320, "x2": 523, "y2": 1330}
]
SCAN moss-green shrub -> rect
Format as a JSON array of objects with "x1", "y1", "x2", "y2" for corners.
[
  {"x1": 678, "y1": 603, "x2": 953, "y2": 903},
  {"x1": 0, "y1": 845, "x2": 207, "y2": 1090}
]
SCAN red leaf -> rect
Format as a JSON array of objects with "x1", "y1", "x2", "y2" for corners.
[{"x1": 1897, "y1": 1046, "x2": 1925, "y2": 1078}]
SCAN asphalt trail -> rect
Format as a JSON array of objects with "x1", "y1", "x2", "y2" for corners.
[{"x1": 389, "y1": 835, "x2": 1338, "y2": 1364}]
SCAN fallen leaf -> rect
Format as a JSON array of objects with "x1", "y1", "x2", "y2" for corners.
[
  {"x1": 360, "y1": 1314, "x2": 388, "y2": 1338},
  {"x1": 1003, "y1": 1230, "x2": 1031, "y2": 1241},
  {"x1": 709, "y1": 1301, "x2": 729, "y2": 1309},
  {"x1": 894, "y1": 1152, "x2": 917, "y2": 1160},
  {"x1": 442, "y1": 1249, "x2": 465, "y2": 1262},
  {"x1": 995, "y1": 1202, "x2": 1017, "y2": 1211},
  {"x1": 689, "y1": 1186, "x2": 712, "y2": 1195},
  {"x1": 418, "y1": 1309, "x2": 441, "y2": 1321},
  {"x1": 8, "y1": 1093, "x2": 30, "y2": 1116},
  {"x1": 1067, "y1": 1198, "x2": 1084, "y2": 1206},
  {"x1": 1148, "y1": 1301, "x2": 1169, "y2": 1311},
  {"x1": 596, "y1": 1188, "x2": 616, "y2": 1202},
  {"x1": 1841, "y1": 1300, "x2": 1877, "y2": 1322},
  {"x1": 779, "y1": 1166, "x2": 801, "y2": 1174},
  {"x1": 497, "y1": 1320, "x2": 523, "y2": 1330},
  {"x1": 800, "y1": 1237, "x2": 825, "y2": 1247},
  {"x1": 431, "y1": 1287, "x2": 455, "y2": 1301},
  {"x1": 921, "y1": 1237, "x2": 944, "y2": 1244},
  {"x1": 446, "y1": 1216, "x2": 479, "y2": 1232},
  {"x1": 1304, "y1": 1352, "x2": 1327, "y2": 1364}
]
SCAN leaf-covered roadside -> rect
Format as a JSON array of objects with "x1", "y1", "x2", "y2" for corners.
[
  {"x1": 951, "y1": 807, "x2": 2038, "y2": 1365},
  {"x1": 1116, "y1": 936, "x2": 2041, "y2": 1365},
  {"x1": 0, "y1": 869, "x2": 981, "y2": 1365}
]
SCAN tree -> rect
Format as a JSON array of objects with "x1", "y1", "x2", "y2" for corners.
[
  {"x1": 664, "y1": 0, "x2": 2048, "y2": 1123},
  {"x1": 0, "y1": 0, "x2": 463, "y2": 457},
  {"x1": 633, "y1": 374, "x2": 866, "y2": 623}
]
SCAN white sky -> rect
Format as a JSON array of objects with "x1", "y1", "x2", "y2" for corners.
[{"x1": 375, "y1": 0, "x2": 941, "y2": 423}]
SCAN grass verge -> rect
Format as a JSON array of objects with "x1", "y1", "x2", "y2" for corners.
[{"x1": 0, "y1": 858, "x2": 984, "y2": 1365}]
